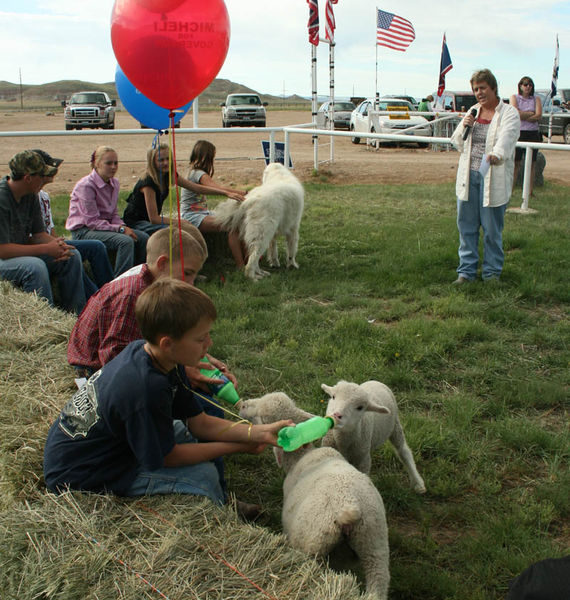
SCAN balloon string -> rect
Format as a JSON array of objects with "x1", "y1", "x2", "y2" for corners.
[
  {"x1": 169, "y1": 111, "x2": 185, "y2": 281},
  {"x1": 167, "y1": 126, "x2": 173, "y2": 278}
]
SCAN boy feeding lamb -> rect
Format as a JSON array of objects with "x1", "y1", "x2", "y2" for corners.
[{"x1": 44, "y1": 278, "x2": 292, "y2": 513}]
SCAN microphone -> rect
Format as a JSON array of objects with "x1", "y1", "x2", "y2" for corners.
[{"x1": 462, "y1": 108, "x2": 478, "y2": 140}]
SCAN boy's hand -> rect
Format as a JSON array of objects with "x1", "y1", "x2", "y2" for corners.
[
  {"x1": 185, "y1": 365, "x2": 216, "y2": 392},
  {"x1": 251, "y1": 420, "x2": 294, "y2": 447},
  {"x1": 203, "y1": 355, "x2": 238, "y2": 387}
]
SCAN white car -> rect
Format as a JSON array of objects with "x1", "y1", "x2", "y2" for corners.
[
  {"x1": 349, "y1": 98, "x2": 432, "y2": 147},
  {"x1": 316, "y1": 101, "x2": 356, "y2": 130}
]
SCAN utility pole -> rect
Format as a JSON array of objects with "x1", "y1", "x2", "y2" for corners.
[{"x1": 19, "y1": 68, "x2": 24, "y2": 109}]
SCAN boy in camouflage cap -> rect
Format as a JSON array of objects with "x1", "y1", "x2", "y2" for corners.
[{"x1": 0, "y1": 150, "x2": 86, "y2": 314}]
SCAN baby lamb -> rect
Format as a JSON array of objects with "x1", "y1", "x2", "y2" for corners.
[
  {"x1": 321, "y1": 380, "x2": 426, "y2": 494},
  {"x1": 239, "y1": 391, "x2": 315, "y2": 425},
  {"x1": 240, "y1": 391, "x2": 390, "y2": 599},
  {"x1": 275, "y1": 445, "x2": 390, "y2": 600}
]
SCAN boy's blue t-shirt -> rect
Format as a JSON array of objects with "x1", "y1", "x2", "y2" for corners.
[{"x1": 44, "y1": 340, "x2": 202, "y2": 495}]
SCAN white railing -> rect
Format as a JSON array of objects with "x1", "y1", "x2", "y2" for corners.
[{"x1": 1, "y1": 120, "x2": 567, "y2": 213}]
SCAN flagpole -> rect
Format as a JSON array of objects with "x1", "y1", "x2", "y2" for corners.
[
  {"x1": 375, "y1": 7, "x2": 379, "y2": 107},
  {"x1": 547, "y1": 34, "x2": 559, "y2": 143},
  {"x1": 312, "y1": 43, "x2": 318, "y2": 170},
  {"x1": 329, "y1": 39, "x2": 335, "y2": 163}
]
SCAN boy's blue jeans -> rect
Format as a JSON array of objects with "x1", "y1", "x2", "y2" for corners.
[
  {"x1": 457, "y1": 170, "x2": 507, "y2": 281},
  {"x1": 124, "y1": 420, "x2": 225, "y2": 505}
]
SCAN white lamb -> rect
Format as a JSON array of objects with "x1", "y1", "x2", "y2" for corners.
[
  {"x1": 275, "y1": 445, "x2": 390, "y2": 600},
  {"x1": 321, "y1": 380, "x2": 426, "y2": 494},
  {"x1": 240, "y1": 392, "x2": 390, "y2": 599},
  {"x1": 239, "y1": 391, "x2": 315, "y2": 425}
]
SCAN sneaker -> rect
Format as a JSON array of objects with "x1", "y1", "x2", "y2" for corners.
[
  {"x1": 235, "y1": 500, "x2": 262, "y2": 522},
  {"x1": 452, "y1": 276, "x2": 471, "y2": 285}
]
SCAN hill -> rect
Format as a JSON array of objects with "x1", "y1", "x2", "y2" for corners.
[{"x1": 0, "y1": 78, "x2": 309, "y2": 110}]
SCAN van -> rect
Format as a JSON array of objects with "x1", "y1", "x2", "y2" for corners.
[{"x1": 433, "y1": 91, "x2": 477, "y2": 113}]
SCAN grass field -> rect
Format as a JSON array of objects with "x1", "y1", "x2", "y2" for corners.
[{"x1": 4, "y1": 179, "x2": 569, "y2": 599}]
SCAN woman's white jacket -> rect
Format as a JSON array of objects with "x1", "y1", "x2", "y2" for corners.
[{"x1": 451, "y1": 102, "x2": 520, "y2": 207}]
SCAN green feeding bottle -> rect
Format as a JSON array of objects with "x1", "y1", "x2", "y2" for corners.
[
  {"x1": 277, "y1": 416, "x2": 335, "y2": 452},
  {"x1": 199, "y1": 356, "x2": 240, "y2": 405}
]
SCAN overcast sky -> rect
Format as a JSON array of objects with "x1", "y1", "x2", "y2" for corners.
[{"x1": 1, "y1": 1, "x2": 568, "y2": 101}]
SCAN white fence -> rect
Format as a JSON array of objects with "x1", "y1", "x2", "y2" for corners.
[{"x1": 1, "y1": 118, "x2": 568, "y2": 213}]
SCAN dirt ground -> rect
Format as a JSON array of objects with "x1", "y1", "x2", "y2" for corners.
[{"x1": 1, "y1": 109, "x2": 568, "y2": 195}]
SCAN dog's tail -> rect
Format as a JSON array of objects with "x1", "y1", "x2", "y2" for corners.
[{"x1": 212, "y1": 199, "x2": 247, "y2": 231}]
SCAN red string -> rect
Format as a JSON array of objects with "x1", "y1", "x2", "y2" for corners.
[
  {"x1": 169, "y1": 111, "x2": 185, "y2": 281},
  {"x1": 79, "y1": 531, "x2": 171, "y2": 600},
  {"x1": 138, "y1": 502, "x2": 280, "y2": 600}
]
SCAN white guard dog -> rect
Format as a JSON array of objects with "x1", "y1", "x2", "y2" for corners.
[{"x1": 213, "y1": 162, "x2": 304, "y2": 280}]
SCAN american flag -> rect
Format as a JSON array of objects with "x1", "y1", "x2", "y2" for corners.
[
  {"x1": 376, "y1": 9, "x2": 415, "y2": 52},
  {"x1": 325, "y1": 0, "x2": 335, "y2": 42},
  {"x1": 307, "y1": 0, "x2": 319, "y2": 46},
  {"x1": 437, "y1": 33, "x2": 453, "y2": 97}
]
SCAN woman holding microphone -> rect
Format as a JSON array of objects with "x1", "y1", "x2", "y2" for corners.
[{"x1": 451, "y1": 69, "x2": 520, "y2": 284}]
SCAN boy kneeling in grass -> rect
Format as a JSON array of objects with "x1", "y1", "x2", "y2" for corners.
[{"x1": 44, "y1": 278, "x2": 292, "y2": 511}]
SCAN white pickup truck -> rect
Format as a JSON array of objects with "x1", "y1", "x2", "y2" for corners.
[
  {"x1": 349, "y1": 98, "x2": 431, "y2": 147},
  {"x1": 63, "y1": 91, "x2": 116, "y2": 130}
]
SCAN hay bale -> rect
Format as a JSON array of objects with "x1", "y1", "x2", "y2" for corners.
[
  {"x1": 1, "y1": 493, "x2": 364, "y2": 599},
  {"x1": 0, "y1": 283, "x2": 367, "y2": 599}
]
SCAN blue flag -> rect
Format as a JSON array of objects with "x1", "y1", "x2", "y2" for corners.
[{"x1": 438, "y1": 33, "x2": 453, "y2": 97}]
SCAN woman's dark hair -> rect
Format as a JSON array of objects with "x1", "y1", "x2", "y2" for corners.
[
  {"x1": 517, "y1": 76, "x2": 535, "y2": 96},
  {"x1": 189, "y1": 140, "x2": 216, "y2": 177}
]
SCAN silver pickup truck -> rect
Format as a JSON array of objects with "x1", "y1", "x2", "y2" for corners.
[
  {"x1": 220, "y1": 93, "x2": 267, "y2": 127},
  {"x1": 63, "y1": 91, "x2": 116, "y2": 130},
  {"x1": 537, "y1": 89, "x2": 570, "y2": 143}
]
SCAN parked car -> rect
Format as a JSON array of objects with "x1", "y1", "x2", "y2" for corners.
[
  {"x1": 316, "y1": 100, "x2": 356, "y2": 130},
  {"x1": 433, "y1": 91, "x2": 477, "y2": 113},
  {"x1": 62, "y1": 91, "x2": 116, "y2": 130},
  {"x1": 349, "y1": 98, "x2": 431, "y2": 147},
  {"x1": 536, "y1": 89, "x2": 570, "y2": 143},
  {"x1": 383, "y1": 94, "x2": 418, "y2": 110},
  {"x1": 220, "y1": 93, "x2": 267, "y2": 127}
]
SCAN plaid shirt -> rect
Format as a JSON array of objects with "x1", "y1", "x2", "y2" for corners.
[{"x1": 67, "y1": 263, "x2": 155, "y2": 369}]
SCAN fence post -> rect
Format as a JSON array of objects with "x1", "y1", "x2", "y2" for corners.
[
  {"x1": 508, "y1": 145, "x2": 538, "y2": 215},
  {"x1": 520, "y1": 146, "x2": 533, "y2": 211},
  {"x1": 284, "y1": 130, "x2": 291, "y2": 170},
  {"x1": 269, "y1": 130, "x2": 275, "y2": 164}
]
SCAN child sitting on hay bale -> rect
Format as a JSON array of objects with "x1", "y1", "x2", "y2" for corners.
[{"x1": 44, "y1": 278, "x2": 292, "y2": 512}]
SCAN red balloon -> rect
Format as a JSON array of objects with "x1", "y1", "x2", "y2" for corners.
[
  {"x1": 134, "y1": 0, "x2": 186, "y2": 12},
  {"x1": 111, "y1": 0, "x2": 230, "y2": 109}
]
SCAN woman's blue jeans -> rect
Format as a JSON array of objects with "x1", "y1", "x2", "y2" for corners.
[
  {"x1": 71, "y1": 227, "x2": 149, "y2": 278},
  {"x1": 457, "y1": 171, "x2": 507, "y2": 281}
]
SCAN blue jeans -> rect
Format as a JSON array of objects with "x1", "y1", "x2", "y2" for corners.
[
  {"x1": 71, "y1": 227, "x2": 149, "y2": 278},
  {"x1": 68, "y1": 239, "x2": 114, "y2": 300},
  {"x1": 0, "y1": 251, "x2": 86, "y2": 314},
  {"x1": 457, "y1": 171, "x2": 507, "y2": 280},
  {"x1": 124, "y1": 420, "x2": 225, "y2": 505},
  {"x1": 128, "y1": 220, "x2": 167, "y2": 235}
]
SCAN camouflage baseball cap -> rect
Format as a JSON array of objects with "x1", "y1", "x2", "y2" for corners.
[
  {"x1": 8, "y1": 150, "x2": 58, "y2": 179},
  {"x1": 31, "y1": 149, "x2": 64, "y2": 169}
]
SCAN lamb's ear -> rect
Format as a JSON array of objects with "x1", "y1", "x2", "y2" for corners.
[
  {"x1": 367, "y1": 397, "x2": 391, "y2": 415},
  {"x1": 273, "y1": 446, "x2": 284, "y2": 468},
  {"x1": 321, "y1": 383, "x2": 335, "y2": 397}
]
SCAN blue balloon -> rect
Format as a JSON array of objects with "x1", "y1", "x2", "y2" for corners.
[{"x1": 115, "y1": 65, "x2": 193, "y2": 130}]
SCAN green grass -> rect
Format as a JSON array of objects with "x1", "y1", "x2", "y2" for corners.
[{"x1": 47, "y1": 181, "x2": 569, "y2": 599}]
